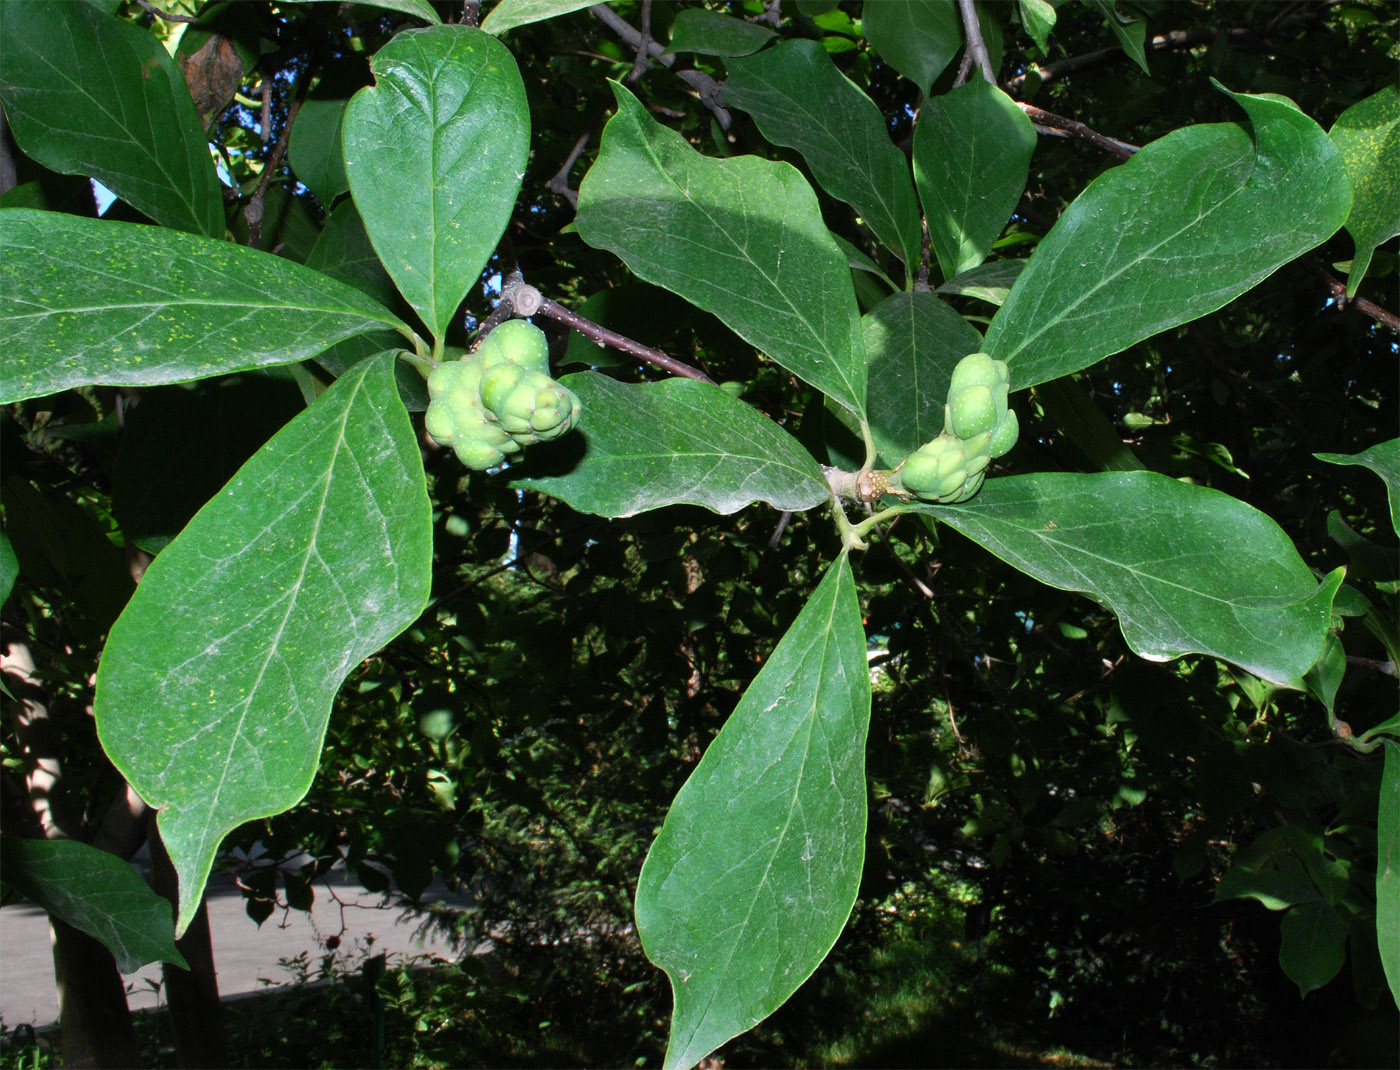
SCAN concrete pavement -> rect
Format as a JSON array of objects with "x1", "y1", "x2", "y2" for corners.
[{"x1": 0, "y1": 870, "x2": 459, "y2": 1031}]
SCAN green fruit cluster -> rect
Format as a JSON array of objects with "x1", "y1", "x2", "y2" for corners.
[
  {"x1": 895, "y1": 352, "x2": 1018, "y2": 503},
  {"x1": 424, "y1": 320, "x2": 581, "y2": 470}
]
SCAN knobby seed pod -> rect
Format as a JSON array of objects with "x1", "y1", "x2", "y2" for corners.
[
  {"x1": 476, "y1": 318, "x2": 551, "y2": 375},
  {"x1": 945, "y1": 352, "x2": 1010, "y2": 440},
  {"x1": 423, "y1": 320, "x2": 582, "y2": 470}
]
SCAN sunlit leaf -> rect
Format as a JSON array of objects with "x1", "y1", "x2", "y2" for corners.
[
  {"x1": 0, "y1": 1, "x2": 223, "y2": 236},
  {"x1": 726, "y1": 39, "x2": 922, "y2": 270},
  {"x1": 343, "y1": 25, "x2": 528, "y2": 344},
  {"x1": 480, "y1": 0, "x2": 596, "y2": 34},
  {"x1": 1328, "y1": 86, "x2": 1400, "y2": 297},
  {"x1": 919, "y1": 471, "x2": 1344, "y2": 684},
  {"x1": 0, "y1": 209, "x2": 408, "y2": 403},
  {"x1": 94, "y1": 353, "x2": 432, "y2": 935},
  {"x1": 512, "y1": 373, "x2": 830, "y2": 517},
  {"x1": 636, "y1": 555, "x2": 869, "y2": 1070},
  {"x1": 577, "y1": 83, "x2": 866, "y2": 417},
  {"x1": 985, "y1": 86, "x2": 1351, "y2": 389}
]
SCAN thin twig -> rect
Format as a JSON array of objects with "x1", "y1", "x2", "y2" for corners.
[
  {"x1": 591, "y1": 3, "x2": 732, "y2": 131},
  {"x1": 1306, "y1": 259, "x2": 1400, "y2": 334},
  {"x1": 538, "y1": 296, "x2": 715, "y2": 383},
  {"x1": 498, "y1": 281, "x2": 714, "y2": 383},
  {"x1": 956, "y1": 0, "x2": 998, "y2": 84},
  {"x1": 246, "y1": 72, "x2": 309, "y2": 247},
  {"x1": 136, "y1": 0, "x2": 201, "y2": 23},
  {"x1": 1018, "y1": 102, "x2": 1139, "y2": 160},
  {"x1": 626, "y1": 0, "x2": 653, "y2": 84},
  {"x1": 259, "y1": 74, "x2": 273, "y2": 146},
  {"x1": 546, "y1": 128, "x2": 592, "y2": 209},
  {"x1": 1003, "y1": 25, "x2": 1286, "y2": 96}
]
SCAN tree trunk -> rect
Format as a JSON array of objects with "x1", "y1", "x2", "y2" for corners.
[{"x1": 149, "y1": 819, "x2": 229, "y2": 1069}]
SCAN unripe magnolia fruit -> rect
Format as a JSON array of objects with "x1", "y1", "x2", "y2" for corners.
[
  {"x1": 988, "y1": 408, "x2": 1019, "y2": 458},
  {"x1": 948, "y1": 385, "x2": 1000, "y2": 440},
  {"x1": 476, "y1": 319, "x2": 550, "y2": 375},
  {"x1": 945, "y1": 352, "x2": 1010, "y2": 440}
]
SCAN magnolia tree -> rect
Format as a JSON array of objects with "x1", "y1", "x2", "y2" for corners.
[{"x1": 0, "y1": 0, "x2": 1396, "y2": 1066}]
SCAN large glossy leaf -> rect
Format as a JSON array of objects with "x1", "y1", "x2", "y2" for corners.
[
  {"x1": 725, "y1": 39, "x2": 923, "y2": 270},
  {"x1": 94, "y1": 354, "x2": 433, "y2": 935},
  {"x1": 0, "y1": 1, "x2": 223, "y2": 237},
  {"x1": 577, "y1": 83, "x2": 867, "y2": 417},
  {"x1": 1328, "y1": 85, "x2": 1400, "y2": 296},
  {"x1": 862, "y1": 291, "x2": 982, "y2": 465},
  {"x1": 636, "y1": 555, "x2": 870, "y2": 1070},
  {"x1": 984, "y1": 86, "x2": 1352, "y2": 390},
  {"x1": 0, "y1": 209, "x2": 407, "y2": 403},
  {"x1": 479, "y1": 0, "x2": 596, "y2": 35},
  {"x1": 0, "y1": 837, "x2": 187, "y2": 974},
  {"x1": 512, "y1": 373, "x2": 830, "y2": 518},
  {"x1": 913, "y1": 79, "x2": 1036, "y2": 280},
  {"x1": 919, "y1": 471, "x2": 1344, "y2": 685},
  {"x1": 1316, "y1": 439, "x2": 1400, "y2": 538},
  {"x1": 343, "y1": 26, "x2": 528, "y2": 344},
  {"x1": 861, "y1": 0, "x2": 962, "y2": 96},
  {"x1": 1379, "y1": 742, "x2": 1400, "y2": 1008}
]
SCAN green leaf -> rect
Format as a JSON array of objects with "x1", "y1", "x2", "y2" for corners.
[
  {"x1": 1217, "y1": 850, "x2": 1322, "y2": 912},
  {"x1": 861, "y1": 0, "x2": 962, "y2": 97},
  {"x1": 1316, "y1": 438, "x2": 1400, "y2": 539},
  {"x1": 862, "y1": 291, "x2": 982, "y2": 465},
  {"x1": 934, "y1": 259, "x2": 1027, "y2": 306},
  {"x1": 0, "y1": 837, "x2": 187, "y2": 974},
  {"x1": 577, "y1": 83, "x2": 867, "y2": 418},
  {"x1": 94, "y1": 353, "x2": 433, "y2": 935},
  {"x1": 479, "y1": 0, "x2": 596, "y2": 34},
  {"x1": 305, "y1": 200, "x2": 401, "y2": 310},
  {"x1": 918, "y1": 471, "x2": 1344, "y2": 685},
  {"x1": 511, "y1": 373, "x2": 830, "y2": 518},
  {"x1": 667, "y1": 9, "x2": 775, "y2": 57},
  {"x1": 1328, "y1": 86, "x2": 1400, "y2": 297},
  {"x1": 725, "y1": 39, "x2": 923, "y2": 271},
  {"x1": 0, "y1": 209, "x2": 407, "y2": 403},
  {"x1": 1379, "y1": 741, "x2": 1400, "y2": 1009},
  {"x1": 0, "y1": 1, "x2": 223, "y2": 237},
  {"x1": 1302, "y1": 633, "x2": 1345, "y2": 714},
  {"x1": 984, "y1": 85, "x2": 1352, "y2": 390},
  {"x1": 343, "y1": 25, "x2": 529, "y2": 345},
  {"x1": 288, "y1": 69, "x2": 361, "y2": 207},
  {"x1": 1019, "y1": 0, "x2": 1057, "y2": 53},
  {"x1": 1279, "y1": 901, "x2": 1348, "y2": 998},
  {"x1": 0, "y1": 531, "x2": 16, "y2": 606},
  {"x1": 636, "y1": 555, "x2": 870, "y2": 1070},
  {"x1": 1086, "y1": 0, "x2": 1148, "y2": 74},
  {"x1": 913, "y1": 79, "x2": 1037, "y2": 280}
]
